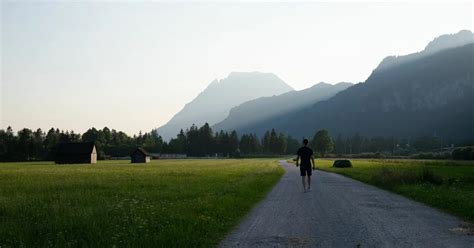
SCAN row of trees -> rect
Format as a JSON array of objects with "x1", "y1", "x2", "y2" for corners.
[
  {"x1": 162, "y1": 124, "x2": 300, "y2": 157},
  {"x1": 0, "y1": 123, "x2": 463, "y2": 161},
  {"x1": 0, "y1": 124, "x2": 304, "y2": 161},
  {"x1": 0, "y1": 126, "x2": 164, "y2": 161},
  {"x1": 161, "y1": 124, "x2": 240, "y2": 156}
]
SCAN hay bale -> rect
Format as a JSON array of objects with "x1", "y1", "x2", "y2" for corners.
[{"x1": 333, "y1": 160, "x2": 352, "y2": 168}]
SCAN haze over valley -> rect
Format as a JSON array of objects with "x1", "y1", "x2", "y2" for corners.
[{"x1": 157, "y1": 30, "x2": 474, "y2": 143}]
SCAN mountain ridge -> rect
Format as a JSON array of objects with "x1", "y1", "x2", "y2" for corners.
[
  {"x1": 158, "y1": 30, "x2": 473, "y2": 142},
  {"x1": 276, "y1": 42, "x2": 474, "y2": 140},
  {"x1": 156, "y1": 71, "x2": 293, "y2": 140},
  {"x1": 212, "y1": 82, "x2": 353, "y2": 133},
  {"x1": 376, "y1": 30, "x2": 473, "y2": 71},
  {"x1": 225, "y1": 31, "x2": 474, "y2": 141}
]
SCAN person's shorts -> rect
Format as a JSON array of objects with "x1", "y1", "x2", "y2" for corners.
[{"x1": 300, "y1": 165, "x2": 312, "y2": 176}]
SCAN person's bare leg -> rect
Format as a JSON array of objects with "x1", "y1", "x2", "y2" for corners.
[
  {"x1": 307, "y1": 176, "x2": 311, "y2": 191},
  {"x1": 302, "y1": 176, "x2": 306, "y2": 192}
]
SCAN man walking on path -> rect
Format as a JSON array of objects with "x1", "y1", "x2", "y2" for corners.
[{"x1": 296, "y1": 138, "x2": 316, "y2": 192}]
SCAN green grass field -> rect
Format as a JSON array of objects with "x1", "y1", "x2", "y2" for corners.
[
  {"x1": 0, "y1": 159, "x2": 284, "y2": 247},
  {"x1": 313, "y1": 159, "x2": 474, "y2": 221}
]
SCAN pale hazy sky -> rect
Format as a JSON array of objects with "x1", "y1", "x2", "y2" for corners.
[{"x1": 1, "y1": 1, "x2": 472, "y2": 135}]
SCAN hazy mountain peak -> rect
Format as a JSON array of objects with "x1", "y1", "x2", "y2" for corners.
[
  {"x1": 312, "y1": 82, "x2": 331, "y2": 87},
  {"x1": 424, "y1": 30, "x2": 473, "y2": 53},
  {"x1": 156, "y1": 71, "x2": 293, "y2": 140},
  {"x1": 228, "y1": 71, "x2": 274, "y2": 77}
]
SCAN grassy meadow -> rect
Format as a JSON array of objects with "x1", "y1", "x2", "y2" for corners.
[
  {"x1": 313, "y1": 159, "x2": 474, "y2": 221},
  {"x1": 0, "y1": 159, "x2": 284, "y2": 247}
]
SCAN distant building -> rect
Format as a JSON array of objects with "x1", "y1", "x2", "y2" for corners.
[
  {"x1": 131, "y1": 147, "x2": 151, "y2": 163},
  {"x1": 55, "y1": 142, "x2": 97, "y2": 164},
  {"x1": 148, "y1": 153, "x2": 161, "y2": 159},
  {"x1": 159, "y1": 153, "x2": 187, "y2": 159}
]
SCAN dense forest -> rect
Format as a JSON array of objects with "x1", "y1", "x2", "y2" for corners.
[
  {"x1": 0, "y1": 123, "x2": 472, "y2": 162},
  {"x1": 0, "y1": 124, "x2": 298, "y2": 161}
]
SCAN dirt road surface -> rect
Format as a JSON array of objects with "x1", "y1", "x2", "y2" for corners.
[{"x1": 220, "y1": 160, "x2": 474, "y2": 248}]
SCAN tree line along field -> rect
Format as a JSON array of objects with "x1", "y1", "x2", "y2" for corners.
[
  {"x1": 3, "y1": 124, "x2": 473, "y2": 162},
  {"x1": 0, "y1": 159, "x2": 284, "y2": 247},
  {"x1": 0, "y1": 125, "x2": 301, "y2": 161},
  {"x1": 312, "y1": 159, "x2": 474, "y2": 222}
]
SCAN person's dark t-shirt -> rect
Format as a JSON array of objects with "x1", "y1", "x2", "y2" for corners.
[{"x1": 297, "y1": 146, "x2": 313, "y2": 167}]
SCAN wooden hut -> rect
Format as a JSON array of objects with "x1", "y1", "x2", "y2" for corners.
[
  {"x1": 55, "y1": 142, "x2": 97, "y2": 164},
  {"x1": 131, "y1": 147, "x2": 151, "y2": 163}
]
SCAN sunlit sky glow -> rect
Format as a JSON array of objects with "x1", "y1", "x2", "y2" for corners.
[{"x1": 1, "y1": 1, "x2": 472, "y2": 135}]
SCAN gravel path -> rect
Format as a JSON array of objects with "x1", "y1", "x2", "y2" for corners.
[{"x1": 220, "y1": 160, "x2": 474, "y2": 248}]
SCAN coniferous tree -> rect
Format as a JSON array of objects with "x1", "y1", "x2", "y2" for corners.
[
  {"x1": 312, "y1": 129, "x2": 334, "y2": 157},
  {"x1": 269, "y1": 129, "x2": 278, "y2": 154},
  {"x1": 251, "y1": 134, "x2": 262, "y2": 154},
  {"x1": 286, "y1": 135, "x2": 300, "y2": 155},
  {"x1": 262, "y1": 131, "x2": 271, "y2": 153},
  {"x1": 17, "y1": 128, "x2": 34, "y2": 160},
  {"x1": 198, "y1": 123, "x2": 214, "y2": 156},
  {"x1": 277, "y1": 132, "x2": 287, "y2": 154}
]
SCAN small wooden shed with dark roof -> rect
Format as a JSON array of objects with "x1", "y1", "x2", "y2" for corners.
[
  {"x1": 55, "y1": 142, "x2": 97, "y2": 164},
  {"x1": 131, "y1": 147, "x2": 151, "y2": 163}
]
